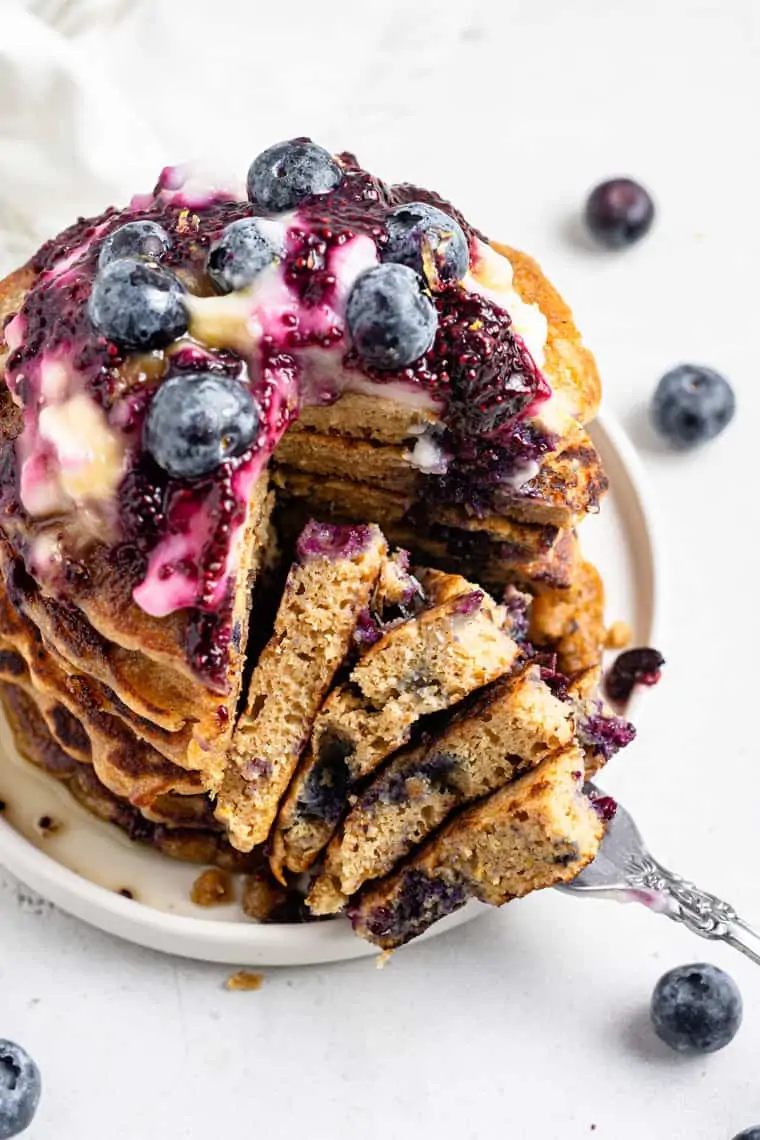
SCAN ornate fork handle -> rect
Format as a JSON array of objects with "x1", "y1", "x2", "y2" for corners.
[{"x1": 626, "y1": 855, "x2": 760, "y2": 966}]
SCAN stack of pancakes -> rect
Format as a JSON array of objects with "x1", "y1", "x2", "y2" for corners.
[
  {"x1": 0, "y1": 218, "x2": 623, "y2": 944},
  {"x1": 273, "y1": 244, "x2": 607, "y2": 597}
]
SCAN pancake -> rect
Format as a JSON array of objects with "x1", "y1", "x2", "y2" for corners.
[
  {"x1": 0, "y1": 141, "x2": 628, "y2": 948},
  {"x1": 0, "y1": 679, "x2": 258, "y2": 870},
  {"x1": 276, "y1": 661, "x2": 574, "y2": 891},
  {"x1": 215, "y1": 522, "x2": 388, "y2": 850},
  {"x1": 342, "y1": 747, "x2": 604, "y2": 944}
]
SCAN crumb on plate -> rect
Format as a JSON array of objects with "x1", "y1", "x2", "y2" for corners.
[
  {"x1": 191, "y1": 867, "x2": 235, "y2": 906},
  {"x1": 242, "y1": 872, "x2": 287, "y2": 920},
  {"x1": 604, "y1": 620, "x2": 631, "y2": 650},
  {"x1": 225, "y1": 971, "x2": 264, "y2": 991}
]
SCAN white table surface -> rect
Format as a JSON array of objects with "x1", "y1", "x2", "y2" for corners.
[{"x1": 2, "y1": 1, "x2": 760, "y2": 1137}]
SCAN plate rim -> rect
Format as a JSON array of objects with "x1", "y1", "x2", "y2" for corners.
[
  {"x1": 589, "y1": 411, "x2": 664, "y2": 692},
  {"x1": 0, "y1": 411, "x2": 661, "y2": 966}
]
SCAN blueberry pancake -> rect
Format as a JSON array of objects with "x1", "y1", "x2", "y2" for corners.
[
  {"x1": 214, "y1": 521, "x2": 388, "y2": 851},
  {"x1": 0, "y1": 139, "x2": 630, "y2": 945},
  {"x1": 346, "y1": 746, "x2": 605, "y2": 949},
  {"x1": 269, "y1": 568, "x2": 522, "y2": 878},
  {"x1": 0, "y1": 681, "x2": 259, "y2": 872},
  {"x1": 307, "y1": 659, "x2": 634, "y2": 914},
  {"x1": 305, "y1": 663, "x2": 576, "y2": 912}
]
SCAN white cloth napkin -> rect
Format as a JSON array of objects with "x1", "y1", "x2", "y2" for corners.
[
  {"x1": 0, "y1": 0, "x2": 472, "y2": 276},
  {"x1": 0, "y1": 3, "x2": 164, "y2": 274}
]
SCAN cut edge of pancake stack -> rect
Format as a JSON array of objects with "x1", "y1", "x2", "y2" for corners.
[
  {"x1": 0, "y1": 145, "x2": 637, "y2": 948},
  {"x1": 273, "y1": 241, "x2": 608, "y2": 601}
]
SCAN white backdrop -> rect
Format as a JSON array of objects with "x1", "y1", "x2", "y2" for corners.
[{"x1": 1, "y1": 2, "x2": 760, "y2": 1138}]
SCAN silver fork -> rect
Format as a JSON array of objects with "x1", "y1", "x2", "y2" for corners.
[{"x1": 557, "y1": 785, "x2": 760, "y2": 966}]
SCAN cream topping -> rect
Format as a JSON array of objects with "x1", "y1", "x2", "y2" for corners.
[
  {"x1": 466, "y1": 240, "x2": 548, "y2": 368},
  {"x1": 38, "y1": 393, "x2": 126, "y2": 503},
  {"x1": 405, "y1": 428, "x2": 449, "y2": 475}
]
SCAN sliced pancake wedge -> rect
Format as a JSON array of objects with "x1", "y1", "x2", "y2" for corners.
[
  {"x1": 291, "y1": 662, "x2": 574, "y2": 905},
  {"x1": 345, "y1": 746, "x2": 604, "y2": 947},
  {"x1": 214, "y1": 522, "x2": 388, "y2": 852},
  {"x1": 269, "y1": 570, "x2": 519, "y2": 881}
]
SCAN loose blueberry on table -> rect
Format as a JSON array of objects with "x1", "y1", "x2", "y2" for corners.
[
  {"x1": 0, "y1": 1040, "x2": 41, "y2": 1139},
  {"x1": 651, "y1": 364, "x2": 735, "y2": 448},
  {"x1": 732, "y1": 1130, "x2": 760, "y2": 1140},
  {"x1": 584, "y1": 177, "x2": 655, "y2": 249},
  {"x1": 650, "y1": 963, "x2": 742, "y2": 1053}
]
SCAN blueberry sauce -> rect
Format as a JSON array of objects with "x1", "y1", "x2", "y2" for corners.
[
  {"x1": 295, "y1": 519, "x2": 373, "y2": 562},
  {"x1": 420, "y1": 419, "x2": 556, "y2": 514},
  {"x1": 2, "y1": 148, "x2": 553, "y2": 688},
  {"x1": 605, "y1": 647, "x2": 665, "y2": 703},
  {"x1": 587, "y1": 788, "x2": 618, "y2": 823},
  {"x1": 577, "y1": 711, "x2": 636, "y2": 761}
]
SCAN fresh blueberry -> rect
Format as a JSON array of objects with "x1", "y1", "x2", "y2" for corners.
[
  {"x1": 383, "y1": 202, "x2": 469, "y2": 289},
  {"x1": 98, "y1": 220, "x2": 171, "y2": 270},
  {"x1": 207, "y1": 218, "x2": 283, "y2": 293},
  {"x1": 584, "y1": 178, "x2": 655, "y2": 249},
  {"x1": 650, "y1": 963, "x2": 742, "y2": 1053},
  {"x1": 346, "y1": 263, "x2": 437, "y2": 370},
  {"x1": 651, "y1": 363, "x2": 735, "y2": 448},
  {"x1": 731, "y1": 1130, "x2": 760, "y2": 1140},
  {"x1": 247, "y1": 139, "x2": 341, "y2": 212},
  {"x1": 144, "y1": 372, "x2": 260, "y2": 479},
  {"x1": 88, "y1": 258, "x2": 188, "y2": 350},
  {"x1": 0, "y1": 1040, "x2": 41, "y2": 1139}
]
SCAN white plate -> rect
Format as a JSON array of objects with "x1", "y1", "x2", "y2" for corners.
[{"x1": 0, "y1": 413, "x2": 659, "y2": 966}]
